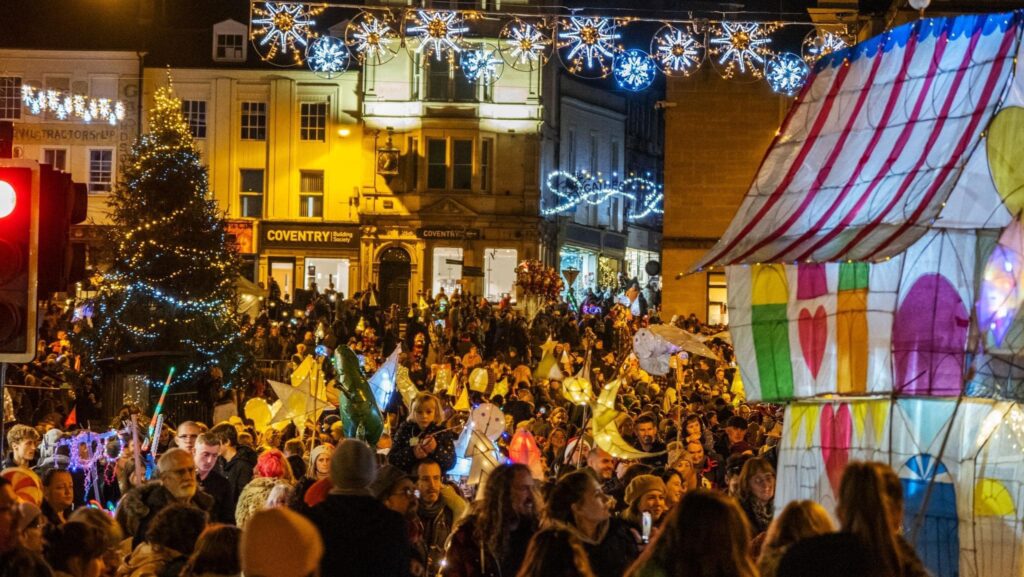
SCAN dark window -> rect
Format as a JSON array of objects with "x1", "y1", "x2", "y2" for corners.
[
  {"x1": 0, "y1": 77, "x2": 21, "y2": 119},
  {"x1": 182, "y1": 100, "x2": 207, "y2": 138},
  {"x1": 240, "y1": 169, "x2": 264, "y2": 218},
  {"x1": 300, "y1": 102, "x2": 327, "y2": 141},
  {"x1": 480, "y1": 139, "x2": 492, "y2": 192},
  {"x1": 43, "y1": 149, "x2": 67, "y2": 172},
  {"x1": 427, "y1": 139, "x2": 447, "y2": 189},
  {"x1": 425, "y1": 61, "x2": 476, "y2": 103},
  {"x1": 241, "y1": 102, "x2": 266, "y2": 140},
  {"x1": 88, "y1": 149, "x2": 114, "y2": 193},
  {"x1": 216, "y1": 34, "x2": 244, "y2": 60},
  {"x1": 452, "y1": 140, "x2": 472, "y2": 190}
]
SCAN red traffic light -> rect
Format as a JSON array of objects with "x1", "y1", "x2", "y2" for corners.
[
  {"x1": 0, "y1": 179, "x2": 15, "y2": 218},
  {"x1": 0, "y1": 164, "x2": 37, "y2": 361}
]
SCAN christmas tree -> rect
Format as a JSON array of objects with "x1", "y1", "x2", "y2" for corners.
[{"x1": 79, "y1": 83, "x2": 250, "y2": 389}]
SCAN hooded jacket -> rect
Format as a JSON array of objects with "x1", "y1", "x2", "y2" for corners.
[{"x1": 115, "y1": 482, "x2": 214, "y2": 547}]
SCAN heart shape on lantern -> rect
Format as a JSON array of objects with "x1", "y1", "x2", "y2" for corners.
[
  {"x1": 799, "y1": 306, "x2": 827, "y2": 379},
  {"x1": 820, "y1": 403, "x2": 852, "y2": 498}
]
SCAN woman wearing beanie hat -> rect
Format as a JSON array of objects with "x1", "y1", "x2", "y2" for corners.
[
  {"x1": 620, "y1": 475, "x2": 667, "y2": 551},
  {"x1": 290, "y1": 444, "x2": 334, "y2": 511}
]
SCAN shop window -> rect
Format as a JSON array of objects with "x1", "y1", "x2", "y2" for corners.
[
  {"x1": 182, "y1": 100, "x2": 207, "y2": 139},
  {"x1": 452, "y1": 140, "x2": 473, "y2": 190},
  {"x1": 88, "y1": 149, "x2": 114, "y2": 193},
  {"x1": 241, "y1": 102, "x2": 266, "y2": 140},
  {"x1": 432, "y1": 247, "x2": 463, "y2": 298},
  {"x1": 299, "y1": 170, "x2": 324, "y2": 217},
  {"x1": 0, "y1": 77, "x2": 21, "y2": 119},
  {"x1": 707, "y1": 271, "x2": 728, "y2": 325},
  {"x1": 427, "y1": 138, "x2": 447, "y2": 190},
  {"x1": 305, "y1": 257, "x2": 349, "y2": 295},
  {"x1": 300, "y1": 102, "x2": 327, "y2": 141},
  {"x1": 484, "y1": 248, "x2": 517, "y2": 303},
  {"x1": 240, "y1": 169, "x2": 264, "y2": 218}
]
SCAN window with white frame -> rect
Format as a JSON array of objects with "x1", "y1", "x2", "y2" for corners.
[
  {"x1": 88, "y1": 149, "x2": 114, "y2": 193},
  {"x1": 241, "y1": 102, "x2": 266, "y2": 140},
  {"x1": 240, "y1": 169, "x2": 264, "y2": 218},
  {"x1": 300, "y1": 102, "x2": 327, "y2": 141},
  {"x1": 0, "y1": 77, "x2": 21, "y2": 119},
  {"x1": 299, "y1": 170, "x2": 324, "y2": 217},
  {"x1": 216, "y1": 33, "x2": 245, "y2": 61},
  {"x1": 43, "y1": 148, "x2": 68, "y2": 172},
  {"x1": 181, "y1": 100, "x2": 207, "y2": 139}
]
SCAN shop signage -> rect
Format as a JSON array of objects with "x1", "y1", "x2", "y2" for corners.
[
  {"x1": 417, "y1": 227, "x2": 481, "y2": 240},
  {"x1": 226, "y1": 220, "x2": 255, "y2": 254},
  {"x1": 261, "y1": 222, "x2": 361, "y2": 250}
]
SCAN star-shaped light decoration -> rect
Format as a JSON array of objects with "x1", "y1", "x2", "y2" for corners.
[
  {"x1": 765, "y1": 52, "x2": 810, "y2": 97},
  {"x1": 251, "y1": 2, "x2": 324, "y2": 65},
  {"x1": 613, "y1": 49, "x2": 656, "y2": 91},
  {"x1": 802, "y1": 29, "x2": 850, "y2": 65},
  {"x1": 306, "y1": 35, "x2": 350, "y2": 78},
  {"x1": 345, "y1": 11, "x2": 400, "y2": 66},
  {"x1": 708, "y1": 21, "x2": 777, "y2": 79},
  {"x1": 652, "y1": 24, "x2": 704, "y2": 76},
  {"x1": 406, "y1": 10, "x2": 469, "y2": 62},
  {"x1": 499, "y1": 18, "x2": 551, "y2": 71},
  {"x1": 557, "y1": 16, "x2": 621, "y2": 78},
  {"x1": 461, "y1": 43, "x2": 504, "y2": 85}
]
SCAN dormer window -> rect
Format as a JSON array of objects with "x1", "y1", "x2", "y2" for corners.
[{"x1": 212, "y1": 19, "x2": 248, "y2": 63}]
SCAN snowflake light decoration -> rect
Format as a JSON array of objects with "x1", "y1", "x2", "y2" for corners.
[
  {"x1": 251, "y1": 2, "x2": 323, "y2": 65},
  {"x1": 345, "y1": 12, "x2": 400, "y2": 66},
  {"x1": 557, "y1": 17, "x2": 621, "y2": 78},
  {"x1": 543, "y1": 170, "x2": 663, "y2": 220},
  {"x1": 499, "y1": 19, "x2": 551, "y2": 71},
  {"x1": 406, "y1": 10, "x2": 469, "y2": 62},
  {"x1": 306, "y1": 36, "x2": 350, "y2": 77},
  {"x1": 766, "y1": 52, "x2": 810, "y2": 96},
  {"x1": 708, "y1": 22, "x2": 777, "y2": 79},
  {"x1": 22, "y1": 86, "x2": 126, "y2": 125},
  {"x1": 461, "y1": 44, "x2": 504, "y2": 85},
  {"x1": 613, "y1": 49, "x2": 656, "y2": 91},
  {"x1": 652, "y1": 24, "x2": 704, "y2": 76},
  {"x1": 802, "y1": 29, "x2": 850, "y2": 65}
]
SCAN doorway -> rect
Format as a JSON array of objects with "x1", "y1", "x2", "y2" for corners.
[
  {"x1": 379, "y1": 247, "x2": 411, "y2": 310},
  {"x1": 269, "y1": 258, "x2": 296, "y2": 303}
]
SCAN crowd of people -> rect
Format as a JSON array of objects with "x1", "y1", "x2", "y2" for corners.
[{"x1": 0, "y1": 280, "x2": 930, "y2": 577}]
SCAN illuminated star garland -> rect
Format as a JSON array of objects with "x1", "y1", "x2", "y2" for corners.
[
  {"x1": 406, "y1": 10, "x2": 468, "y2": 62},
  {"x1": 346, "y1": 12, "x2": 399, "y2": 66},
  {"x1": 251, "y1": 2, "x2": 323, "y2": 65},
  {"x1": 613, "y1": 49, "x2": 656, "y2": 91},
  {"x1": 652, "y1": 25, "x2": 704, "y2": 76},
  {"x1": 21, "y1": 86, "x2": 126, "y2": 125},
  {"x1": 542, "y1": 170, "x2": 664, "y2": 220},
  {"x1": 557, "y1": 16, "x2": 620, "y2": 76},
  {"x1": 500, "y1": 19, "x2": 550, "y2": 70},
  {"x1": 708, "y1": 21, "x2": 777, "y2": 79},
  {"x1": 765, "y1": 52, "x2": 810, "y2": 96}
]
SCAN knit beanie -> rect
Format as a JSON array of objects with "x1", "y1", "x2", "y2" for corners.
[
  {"x1": 329, "y1": 439, "x2": 377, "y2": 495},
  {"x1": 625, "y1": 475, "x2": 667, "y2": 507},
  {"x1": 307, "y1": 444, "x2": 333, "y2": 479},
  {"x1": 370, "y1": 465, "x2": 410, "y2": 500},
  {"x1": 241, "y1": 507, "x2": 323, "y2": 577}
]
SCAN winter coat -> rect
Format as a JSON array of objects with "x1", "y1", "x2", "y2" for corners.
[
  {"x1": 388, "y1": 421, "x2": 456, "y2": 474},
  {"x1": 114, "y1": 482, "x2": 214, "y2": 547},
  {"x1": 198, "y1": 470, "x2": 234, "y2": 525},
  {"x1": 234, "y1": 477, "x2": 289, "y2": 528},
  {"x1": 441, "y1": 514, "x2": 536, "y2": 577},
  {"x1": 305, "y1": 493, "x2": 410, "y2": 577},
  {"x1": 115, "y1": 542, "x2": 187, "y2": 577},
  {"x1": 219, "y1": 446, "x2": 257, "y2": 510}
]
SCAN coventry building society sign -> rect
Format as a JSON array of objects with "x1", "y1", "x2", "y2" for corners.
[{"x1": 261, "y1": 223, "x2": 361, "y2": 250}]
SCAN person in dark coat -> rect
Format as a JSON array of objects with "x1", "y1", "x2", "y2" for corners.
[
  {"x1": 387, "y1": 394, "x2": 456, "y2": 474},
  {"x1": 209, "y1": 424, "x2": 257, "y2": 513},
  {"x1": 305, "y1": 439, "x2": 409, "y2": 577},
  {"x1": 194, "y1": 432, "x2": 235, "y2": 524}
]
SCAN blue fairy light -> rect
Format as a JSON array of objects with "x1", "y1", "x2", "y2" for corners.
[
  {"x1": 613, "y1": 49, "x2": 656, "y2": 91},
  {"x1": 461, "y1": 46, "x2": 503, "y2": 84},
  {"x1": 765, "y1": 52, "x2": 810, "y2": 96},
  {"x1": 307, "y1": 36, "x2": 350, "y2": 77}
]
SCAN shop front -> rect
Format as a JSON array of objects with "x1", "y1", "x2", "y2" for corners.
[
  {"x1": 259, "y1": 221, "x2": 362, "y2": 301},
  {"x1": 557, "y1": 222, "x2": 626, "y2": 296}
]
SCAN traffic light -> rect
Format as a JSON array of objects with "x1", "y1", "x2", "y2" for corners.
[
  {"x1": 0, "y1": 161, "x2": 39, "y2": 362},
  {"x1": 38, "y1": 163, "x2": 88, "y2": 294}
]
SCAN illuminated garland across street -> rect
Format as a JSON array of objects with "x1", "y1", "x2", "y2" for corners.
[
  {"x1": 21, "y1": 86, "x2": 126, "y2": 125},
  {"x1": 543, "y1": 170, "x2": 664, "y2": 220},
  {"x1": 248, "y1": 2, "x2": 837, "y2": 96}
]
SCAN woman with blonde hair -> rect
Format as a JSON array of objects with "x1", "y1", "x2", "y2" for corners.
[
  {"x1": 626, "y1": 490, "x2": 757, "y2": 577},
  {"x1": 757, "y1": 500, "x2": 834, "y2": 577},
  {"x1": 736, "y1": 457, "x2": 776, "y2": 538},
  {"x1": 388, "y1": 393, "x2": 456, "y2": 474}
]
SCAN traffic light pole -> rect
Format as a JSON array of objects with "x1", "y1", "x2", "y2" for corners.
[{"x1": 0, "y1": 362, "x2": 6, "y2": 457}]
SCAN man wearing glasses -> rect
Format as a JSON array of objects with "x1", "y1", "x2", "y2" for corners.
[{"x1": 175, "y1": 421, "x2": 203, "y2": 454}]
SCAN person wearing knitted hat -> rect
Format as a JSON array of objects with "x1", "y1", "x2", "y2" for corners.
[
  {"x1": 291, "y1": 443, "x2": 333, "y2": 510},
  {"x1": 242, "y1": 507, "x2": 322, "y2": 577},
  {"x1": 306, "y1": 439, "x2": 410, "y2": 577},
  {"x1": 620, "y1": 474, "x2": 667, "y2": 551}
]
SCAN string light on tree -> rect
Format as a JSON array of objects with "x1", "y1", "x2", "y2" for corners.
[
  {"x1": 461, "y1": 44, "x2": 504, "y2": 84},
  {"x1": 499, "y1": 18, "x2": 551, "y2": 71},
  {"x1": 652, "y1": 24, "x2": 704, "y2": 76},
  {"x1": 405, "y1": 10, "x2": 469, "y2": 62},
  {"x1": 765, "y1": 52, "x2": 810, "y2": 96},
  {"x1": 557, "y1": 16, "x2": 621, "y2": 78},
  {"x1": 250, "y1": 2, "x2": 323, "y2": 65},
  {"x1": 345, "y1": 11, "x2": 400, "y2": 66},
  {"x1": 21, "y1": 86, "x2": 126, "y2": 125},
  {"x1": 708, "y1": 21, "x2": 777, "y2": 79},
  {"x1": 613, "y1": 49, "x2": 656, "y2": 91},
  {"x1": 542, "y1": 170, "x2": 664, "y2": 220},
  {"x1": 802, "y1": 29, "x2": 850, "y2": 64},
  {"x1": 306, "y1": 35, "x2": 350, "y2": 77}
]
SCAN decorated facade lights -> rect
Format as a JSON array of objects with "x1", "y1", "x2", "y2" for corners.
[
  {"x1": 802, "y1": 29, "x2": 850, "y2": 64},
  {"x1": 21, "y1": 86, "x2": 126, "y2": 126},
  {"x1": 306, "y1": 35, "x2": 350, "y2": 77},
  {"x1": 708, "y1": 21, "x2": 777, "y2": 79},
  {"x1": 652, "y1": 24, "x2": 704, "y2": 76},
  {"x1": 557, "y1": 16, "x2": 621, "y2": 78},
  {"x1": 499, "y1": 18, "x2": 551, "y2": 71},
  {"x1": 613, "y1": 49, "x2": 657, "y2": 91},
  {"x1": 765, "y1": 52, "x2": 810, "y2": 96},
  {"x1": 461, "y1": 43, "x2": 505, "y2": 84},
  {"x1": 405, "y1": 10, "x2": 469, "y2": 62},
  {"x1": 345, "y1": 11, "x2": 400, "y2": 66},
  {"x1": 251, "y1": 2, "x2": 323, "y2": 65},
  {"x1": 542, "y1": 169, "x2": 664, "y2": 221}
]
